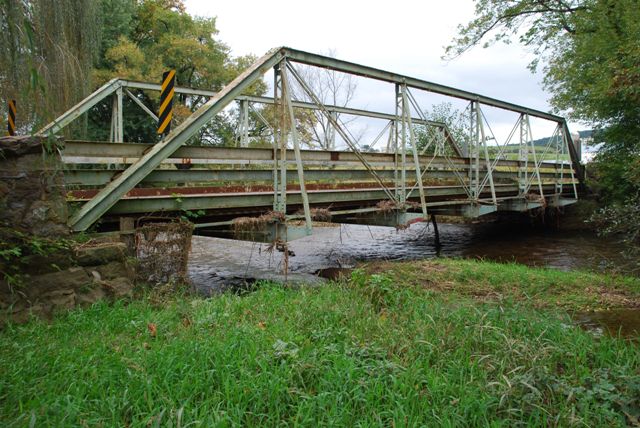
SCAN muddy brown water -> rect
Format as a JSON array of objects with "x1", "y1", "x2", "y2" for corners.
[
  {"x1": 187, "y1": 221, "x2": 639, "y2": 337},
  {"x1": 573, "y1": 309, "x2": 640, "y2": 339}
]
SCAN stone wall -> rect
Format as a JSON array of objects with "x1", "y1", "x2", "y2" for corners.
[
  {"x1": 0, "y1": 136, "x2": 136, "y2": 324},
  {"x1": 0, "y1": 136, "x2": 68, "y2": 237},
  {"x1": 0, "y1": 242, "x2": 136, "y2": 323}
]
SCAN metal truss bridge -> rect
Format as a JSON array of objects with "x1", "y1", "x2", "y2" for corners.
[{"x1": 41, "y1": 47, "x2": 582, "y2": 242}]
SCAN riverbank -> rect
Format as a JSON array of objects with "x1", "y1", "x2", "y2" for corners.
[{"x1": 1, "y1": 259, "x2": 639, "y2": 426}]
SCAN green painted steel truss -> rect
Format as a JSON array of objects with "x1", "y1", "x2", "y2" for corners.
[{"x1": 42, "y1": 47, "x2": 582, "y2": 233}]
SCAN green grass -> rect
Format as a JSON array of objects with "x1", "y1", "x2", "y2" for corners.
[
  {"x1": 366, "y1": 258, "x2": 640, "y2": 311},
  {"x1": 1, "y1": 261, "x2": 639, "y2": 426}
]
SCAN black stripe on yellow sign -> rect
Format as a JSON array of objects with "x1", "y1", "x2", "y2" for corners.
[
  {"x1": 158, "y1": 70, "x2": 175, "y2": 134},
  {"x1": 7, "y1": 99, "x2": 16, "y2": 136}
]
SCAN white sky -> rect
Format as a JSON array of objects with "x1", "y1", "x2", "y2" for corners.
[{"x1": 184, "y1": 0, "x2": 582, "y2": 144}]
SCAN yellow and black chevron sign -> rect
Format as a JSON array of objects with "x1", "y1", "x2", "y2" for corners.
[
  {"x1": 158, "y1": 70, "x2": 175, "y2": 135},
  {"x1": 7, "y1": 99, "x2": 16, "y2": 136}
]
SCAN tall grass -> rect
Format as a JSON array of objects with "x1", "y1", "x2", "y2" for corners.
[{"x1": 1, "y1": 262, "x2": 638, "y2": 426}]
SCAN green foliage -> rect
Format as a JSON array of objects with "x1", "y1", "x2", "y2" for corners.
[
  {"x1": 447, "y1": 1, "x2": 639, "y2": 138},
  {"x1": 179, "y1": 209, "x2": 205, "y2": 223},
  {"x1": 1, "y1": 0, "x2": 267, "y2": 143},
  {"x1": 366, "y1": 258, "x2": 640, "y2": 310},
  {"x1": 87, "y1": 0, "x2": 267, "y2": 145},
  {"x1": 1, "y1": 261, "x2": 639, "y2": 426},
  {"x1": 445, "y1": 1, "x2": 588, "y2": 68},
  {"x1": 544, "y1": 0, "x2": 640, "y2": 164}
]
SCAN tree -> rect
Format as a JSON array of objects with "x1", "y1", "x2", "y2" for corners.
[
  {"x1": 415, "y1": 102, "x2": 468, "y2": 156},
  {"x1": 87, "y1": 0, "x2": 266, "y2": 145},
  {"x1": 446, "y1": 0, "x2": 639, "y2": 160},
  {"x1": 289, "y1": 50, "x2": 360, "y2": 150},
  {"x1": 0, "y1": 0, "x2": 101, "y2": 132}
]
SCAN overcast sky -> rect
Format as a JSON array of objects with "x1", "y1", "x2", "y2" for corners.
[{"x1": 184, "y1": 0, "x2": 582, "y2": 143}]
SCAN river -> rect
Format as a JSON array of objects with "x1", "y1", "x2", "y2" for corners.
[
  {"x1": 188, "y1": 221, "x2": 638, "y2": 337},
  {"x1": 188, "y1": 221, "x2": 632, "y2": 293}
]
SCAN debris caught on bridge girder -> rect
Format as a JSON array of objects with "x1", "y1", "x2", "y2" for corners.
[
  {"x1": 294, "y1": 207, "x2": 332, "y2": 222},
  {"x1": 376, "y1": 200, "x2": 396, "y2": 213},
  {"x1": 526, "y1": 192, "x2": 548, "y2": 208},
  {"x1": 232, "y1": 211, "x2": 287, "y2": 232},
  {"x1": 376, "y1": 200, "x2": 420, "y2": 214}
]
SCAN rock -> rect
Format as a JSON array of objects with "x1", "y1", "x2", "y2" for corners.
[
  {"x1": 25, "y1": 200, "x2": 69, "y2": 237},
  {"x1": 90, "y1": 270, "x2": 102, "y2": 281},
  {"x1": 76, "y1": 286, "x2": 106, "y2": 306},
  {"x1": 27, "y1": 267, "x2": 91, "y2": 297},
  {"x1": 101, "y1": 277, "x2": 134, "y2": 299},
  {"x1": 2, "y1": 303, "x2": 46, "y2": 324},
  {"x1": 0, "y1": 136, "x2": 59, "y2": 158},
  {"x1": 20, "y1": 251, "x2": 75, "y2": 275},
  {"x1": 93, "y1": 260, "x2": 135, "y2": 281},
  {"x1": 75, "y1": 243, "x2": 127, "y2": 266},
  {"x1": 41, "y1": 289, "x2": 75, "y2": 311}
]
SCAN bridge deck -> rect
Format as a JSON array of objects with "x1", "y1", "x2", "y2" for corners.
[{"x1": 61, "y1": 140, "x2": 578, "y2": 238}]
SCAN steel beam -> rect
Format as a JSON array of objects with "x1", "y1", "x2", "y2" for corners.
[
  {"x1": 122, "y1": 80, "x2": 217, "y2": 98},
  {"x1": 63, "y1": 168, "x2": 574, "y2": 187},
  {"x1": 282, "y1": 47, "x2": 564, "y2": 122},
  {"x1": 237, "y1": 95, "x2": 448, "y2": 130},
  {"x1": 88, "y1": 184, "x2": 538, "y2": 215}
]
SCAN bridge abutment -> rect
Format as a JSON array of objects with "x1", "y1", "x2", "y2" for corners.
[{"x1": 0, "y1": 137, "x2": 136, "y2": 323}]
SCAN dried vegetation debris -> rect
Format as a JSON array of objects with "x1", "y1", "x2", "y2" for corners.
[
  {"x1": 232, "y1": 211, "x2": 287, "y2": 232},
  {"x1": 376, "y1": 199, "x2": 420, "y2": 213}
]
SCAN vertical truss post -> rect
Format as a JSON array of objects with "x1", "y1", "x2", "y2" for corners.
[
  {"x1": 395, "y1": 84, "x2": 406, "y2": 204},
  {"x1": 440, "y1": 128, "x2": 449, "y2": 156},
  {"x1": 272, "y1": 64, "x2": 285, "y2": 212},
  {"x1": 116, "y1": 87, "x2": 124, "y2": 143},
  {"x1": 518, "y1": 114, "x2": 529, "y2": 196},
  {"x1": 390, "y1": 120, "x2": 400, "y2": 201},
  {"x1": 477, "y1": 104, "x2": 497, "y2": 204},
  {"x1": 327, "y1": 110, "x2": 337, "y2": 150},
  {"x1": 561, "y1": 125, "x2": 579, "y2": 199},
  {"x1": 469, "y1": 101, "x2": 481, "y2": 201},
  {"x1": 525, "y1": 114, "x2": 545, "y2": 198},
  {"x1": 109, "y1": 95, "x2": 117, "y2": 142},
  {"x1": 401, "y1": 85, "x2": 428, "y2": 217},
  {"x1": 237, "y1": 99, "x2": 249, "y2": 147},
  {"x1": 556, "y1": 124, "x2": 566, "y2": 197},
  {"x1": 281, "y1": 61, "x2": 312, "y2": 234}
]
